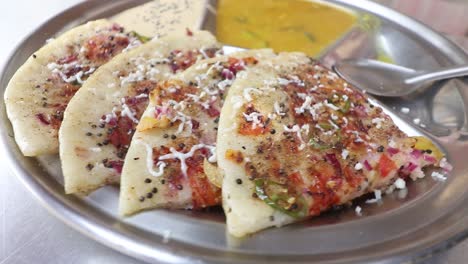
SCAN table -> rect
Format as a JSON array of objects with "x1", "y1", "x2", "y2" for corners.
[{"x1": 1, "y1": 1, "x2": 467, "y2": 263}]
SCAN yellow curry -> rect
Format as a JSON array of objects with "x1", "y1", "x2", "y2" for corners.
[{"x1": 216, "y1": 0, "x2": 357, "y2": 57}]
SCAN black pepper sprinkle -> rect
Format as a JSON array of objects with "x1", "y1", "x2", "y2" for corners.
[
  {"x1": 178, "y1": 143, "x2": 185, "y2": 149},
  {"x1": 139, "y1": 196, "x2": 145, "y2": 202},
  {"x1": 252, "y1": 193, "x2": 258, "y2": 198},
  {"x1": 32, "y1": 54, "x2": 37, "y2": 59},
  {"x1": 161, "y1": 179, "x2": 166, "y2": 184},
  {"x1": 377, "y1": 146, "x2": 384, "y2": 152},
  {"x1": 144, "y1": 178, "x2": 152, "y2": 183},
  {"x1": 236, "y1": 178, "x2": 243, "y2": 184},
  {"x1": 134, "y1": 157, "x2": 140, "y2": 160},
  {"x1": 425, "y1": 149, "x2": 433, "y2": 154},
  {"x1": 152, "y1": 187, "x2": 158, "y2": 193},
  {"x1": 176, "y1": 184, "x2": 183, "y2": 190},
  {"x1": 146, "y1": 193, "x2": 153, "y2": 198},
  {"x1": 269, "y1": 215, "x2": 275, "y2": 221},
  {"x1": 171, "y1": 135, "x2": 177, "y2": 140},
  {"x1": 290, "y1": 203, "x2": 298, "y2": 210},
  {"x1": 86, "y1": 132, "x2": 93, "y2": 136},
  {"x1": 270, "y1": 129, "x2": 276, "y2": 134},
  {"x1": 241, "y1": 146, "x2": 246, "y2": 150},
  {"x1": 97, "y1": 133, "x2": 103, "y2": 137},
  {"x1": 97, "y1": 143, "x2": 103, "y2": 146},
  {"x1": 91, "y1": 124, "x2": 97, "y2": 128},
  {"x1": 163, "y1": 134, "x2": 169, "y2": 138},
  {"x1": 99, "y1": 123, "x2": 105, "y2": 128}
]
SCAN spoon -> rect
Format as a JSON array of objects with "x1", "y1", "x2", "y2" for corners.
[{"x1": 333, "y1": 59, "x2": 468, "y2": 97}]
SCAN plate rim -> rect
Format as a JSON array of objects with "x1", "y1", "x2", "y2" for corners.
[{"x1": 1, "y1": 0, "x2": 468, "y2": 263}]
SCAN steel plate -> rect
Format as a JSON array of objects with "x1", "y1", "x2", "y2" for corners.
[{"x1": 1, "y1": 0, "x2": 468, "y2": 263}]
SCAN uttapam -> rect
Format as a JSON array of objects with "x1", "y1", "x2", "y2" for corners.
[
  {"x1": 217, "y1": 52, "x2": 446, "y2": 237},
  {"x1": 60, "y1": 30, "x2": 220, "y2": 194},
  {"x1": 119, "y1": 50, "x2": 276, "y2": 215},
  {"x1": 5, "y1": 19, "x2": 143, "y2": 156}
]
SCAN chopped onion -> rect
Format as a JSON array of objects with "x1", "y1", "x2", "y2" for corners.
[
  {"x1": 325, "y1": 153, "x2": 341, "y2": 171},
  {"x1": 410, "y1": 149, "x2": 422, "y2": 159},
  {"x1": 407, "y1": 162, "x2": 418, "y2": 172},
  {"x1": 221, "y1": 68, "x2": 234, "y2": 80},
  {"x1": 363, "y1": 160, "x2": 372, "y2": 170},
  {"x1": 423, "y1": 154, "x2": 437, "y2": 163},
  {"x1": 387, "y1": 147, "x2": 399, "y2": 155}
]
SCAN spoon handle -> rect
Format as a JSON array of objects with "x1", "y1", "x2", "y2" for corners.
[{"x1": 405, "y1": 65, "x2": 468, "y2": 85}]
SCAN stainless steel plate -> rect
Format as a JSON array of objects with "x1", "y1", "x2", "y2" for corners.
[{"x1": 1, "y1": 0, "x2": 468, "y2": 263}]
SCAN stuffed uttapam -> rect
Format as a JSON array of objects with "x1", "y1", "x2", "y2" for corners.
[
  {"x1": 60, "y1": 31, "x2": 220, "y2": 194},
  {"x1": 119, "y1": 50, "x2": 276, "y2": 216},
  {"x1": 217, "y1": 52, "x2": 446, "y2": 237},
  {"x1": 5, "y1": 19, "x2": 143, "y2": 156}
]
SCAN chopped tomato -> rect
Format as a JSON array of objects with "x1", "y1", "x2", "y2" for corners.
[
  {"x1": 227, "y1": 57, "x2": 245, "y2": 73},
  {"x1": 242, "y1": 56, "x2": 258, "y2": 65},
  {"x1": 288, "y1": 172, "x2": 304, "y2": 186},
  {"x1": 378, "y1": 154, "x2": 397, "y2": 177},
  {"x1": 343, "y1": 165, "x2": 363, "y2": 188},
  {"x1": 155, "y1": 80, "x2": 196, "y2": 102},
  {"x1": 307, "y1": 174, "x2": 340, "y2": 216},
  {"x1": 314, "y1": 161, "x2": 335, "y2": 179},
  {"x1": 57, "y1": 54, "x2": 78, "y2": 64},
  {"x1": 238, "y1": 122, "x2": 269, "y2": 135},
  {"x1": 84, "y1": 34, "x2": 129, "y2": 62},
  {"x1": 226, "y1": 57, "x2": 258, "y2": 74},
  {"x1": 186, "y1": 154, "x2": 221, "y2": 208}
]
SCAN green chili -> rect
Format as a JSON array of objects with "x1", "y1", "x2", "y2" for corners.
[
  {"x1": 131, "y1": 31, "x2": 152, "y2": 43},
  {"x1": 254, "y1": 179, "x2": 307, "y2": 218}
]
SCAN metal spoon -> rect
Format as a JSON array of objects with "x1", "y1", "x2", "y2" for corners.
[{"x1": 333, "y1": 59, "x2": 468, "y2": 97}]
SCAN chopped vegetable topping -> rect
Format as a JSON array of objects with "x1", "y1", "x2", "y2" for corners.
[
  {"x1": 37, "y1": 24, "x2": 139, "y2": 132},
  {"x1": 234, "y1": 61, "x2": 448, "y2": 219}
]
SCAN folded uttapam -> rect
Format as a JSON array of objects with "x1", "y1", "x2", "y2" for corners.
[
  {"x1": 60, "y1": 31, "x2": 220, "y2": 194},
  {"x1": 217, "y1": 52, "x2": 445, "y2": 237},
  {"x1": 119, "y1": 50, "x2": 276, "y2": 216},
  {"x1": 5, "y1": 19, "x2": 144, "y2": 156}
]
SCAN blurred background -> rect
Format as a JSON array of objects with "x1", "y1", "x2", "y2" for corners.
[{"x1": 379, "y1": 0, "x2": 468, "y2": 52}]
